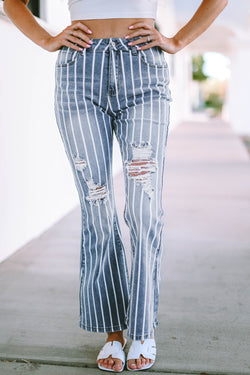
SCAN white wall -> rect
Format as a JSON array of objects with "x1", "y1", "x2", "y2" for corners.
[
  {"x1": 157, "y1": 0, "x2": 191, "y2": 129},
  {"x1": 226, "y1": 38, "x2": 250, "y2": 135},
  {"x1": 0, "y1": 11, "x2": 80, "y2": 263},
  {"x1": 40, "y1": 0, "x2": 70, "y2": 30}
]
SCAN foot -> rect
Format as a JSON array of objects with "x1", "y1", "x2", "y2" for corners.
[
  {"x1": 97, "y1": 331, "x2": 125, "y2": 372},
  {"x1": 127, "y1": 337, "x2": 155, "y2": 371}
]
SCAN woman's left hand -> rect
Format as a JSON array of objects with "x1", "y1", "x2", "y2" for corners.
[{"x1": 125, "y1": 22, "x2": 180, "y2": 54}]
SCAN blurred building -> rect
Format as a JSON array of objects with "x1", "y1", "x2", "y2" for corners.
[{"x1": 174, "y1": 0, "x2": 250, "y2": 134}]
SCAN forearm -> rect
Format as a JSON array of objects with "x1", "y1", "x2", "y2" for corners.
[
  {"x1": 172, "y1": 0, "x2": 228, "y2": 51},
  {"x1": 3, "y1": 0, "x2": 52, "y2": 49}
]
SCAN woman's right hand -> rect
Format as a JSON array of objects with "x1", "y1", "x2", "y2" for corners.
[{"x1": 43, "y1": 22, "x2": 93, "y2": 52}]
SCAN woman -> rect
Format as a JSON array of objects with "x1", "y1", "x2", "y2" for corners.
[{"x1": 4, "y1": 0, "x2": 228, "y2": 372}]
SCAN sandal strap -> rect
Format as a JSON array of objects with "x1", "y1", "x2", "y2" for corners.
[
  {"x1": 127, "y1": 338, "x2": 156, "y2": 361},
  {"x1": 97, "y1": 341, "x2": 125, "y2": 364}
]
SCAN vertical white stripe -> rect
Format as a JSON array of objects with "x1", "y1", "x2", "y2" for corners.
[
  {"x1": 94, "y1": 46, "x2": 126, "y2": 330},
  {"x1": 90, "y1": 48, "x2": 111, "y2": 331},
  {"x1": 140, "y1": 54, "x2": 154, "y2": 337},
  {"x1": 143, "y1": 60, "x2": 155, "y2": 336},
  {"x1": 118, "y1": 51, "x2": 128, "y2": 162},
  {"x1": 127, "y1": 50, "x2": 140, "y2": 337},
  {"x1": 127, "y1": 50, "x2": 138, "y2": 247},
  {"x1": 132, "y1": 53, "x2": 145, "y2": 338},
  {"x1": 107, "y1": 44, "x2": 129, "y2": 328},
  {"x1": 119, "y1": 51, "x2": 136, "y2": 250},
  {"x1": 109, "y1": 49, "x2": 130, "y2": 321}
]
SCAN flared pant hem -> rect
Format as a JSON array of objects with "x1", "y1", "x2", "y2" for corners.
[
  {"x1": 79, "y1": 321, "x2": 128, "y2": 333},
  {"x1": 127, "y1": 320, "x2": 158, "y2": 340},
  {"x1": 79, "y1": 320, "x2": 159, "y2": 340}
]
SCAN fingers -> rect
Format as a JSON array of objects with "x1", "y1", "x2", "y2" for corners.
[
  {"x1": 136, "y1": 41, "x2": 156, "y2": 51},
  {"x1": 127, "y1": 35, "x2": 152, "y2": 46},
  {"x1": 70, "y1": 21, "x2": 92, "y2": 35},
  {"x1": 67, "y1": 29, "x2": 93, "y2": 44},
  {"x1": 64, "y1": 36, "x2": 92, "y2": 50},
  {"x1": 58, "y1": 22, "x2": 93, "y2": 51},
  {"x1": 129, "y1": 22, "x2": 152, "y2": 30},
  {"x1": 126, "y1": 29, "x2": 152, "y2": 41},
  {"x1": 127, "y1": 36, "x2": 156, "y2": 51},
  {"x1": 126, "y1": 23, "x2": 160, "y2": 51},
  {"x1": 126, "y1": 27, "x2": 152, "y2": 38}
]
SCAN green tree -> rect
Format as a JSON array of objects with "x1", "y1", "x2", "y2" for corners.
[{"x1": 192, "y1": 55, "x2": 208, "y2": 82}]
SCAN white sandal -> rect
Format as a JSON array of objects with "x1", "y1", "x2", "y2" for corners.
[
  {"x1": 127, "y1": 338, "x2": 156, "y2": 371},
  {"x1": 97, "y1": 338, "x2": 127, "y2": 372}
]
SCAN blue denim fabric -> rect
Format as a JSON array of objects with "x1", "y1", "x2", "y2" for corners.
[{"x1": 54, "y1": 37, "x2": 172, "y2": 340}]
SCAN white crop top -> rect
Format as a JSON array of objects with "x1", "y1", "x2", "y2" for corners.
[{"x1": 68, "y1": 0, "x2": 158, "y2": 21}]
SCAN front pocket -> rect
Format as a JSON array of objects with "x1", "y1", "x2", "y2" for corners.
[
  {"x1": 139, "y1": 47, "x2": 167, "y2": 68},
  {"x1": 56, "y1": 47, "x2": 81, "y2": 68}
]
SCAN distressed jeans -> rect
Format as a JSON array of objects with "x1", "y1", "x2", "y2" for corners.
[{"x1": 54, "y1": 37, "x2": 172, "y2": 340}]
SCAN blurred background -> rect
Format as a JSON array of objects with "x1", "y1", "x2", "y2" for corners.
[{"x1": 0, "y1": 0, "x2": 250, "y2": 263}]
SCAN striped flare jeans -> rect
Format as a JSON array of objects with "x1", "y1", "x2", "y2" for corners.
[{"x1": 54, "y1": 37, "x2": 172, "y2": 340}]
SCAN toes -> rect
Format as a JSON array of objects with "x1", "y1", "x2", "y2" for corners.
[
  {"x1": 141, "y1": 357, "x2": 148, "y2": 367},
  {"x1": 103, "y1": 358, "x2": 112, "y2": 369},
  {"x1": 103, "y1": 358, "x2": 109, "y2": 368},
  {"x1": 99, "y1": 356, "x2": 124, "y2": 371},
  {"x1": 107, "y1": 357, "x2": 114, "y2": 369},
  {"x1": 97, "y1": 358, "x2": 107, "y2": 368},
  {"x1": 144, "y1": 358, "x2": 150, "y2": 366},
  {"x1": 141, "y1": 357, "x2": 146, "y2": 367},
  {"x1": 113, "y1": 359, "x2": 123, "y2": 371},
  {"x1": 136, "y1": 358, "x2": 142, "y2": 369},
  {"x1": 128, "y1": 359, "x2": 137, "y2": 370},
  {"x1": 128, "y1": 356, "x2": 154, "y2": 370}
]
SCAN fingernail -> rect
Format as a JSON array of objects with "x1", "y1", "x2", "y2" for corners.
[
  {"x1": 78, "y1": 47, "x2": 83, "y2": 51},
  {"x1": 86, "y1": 44, "x2": 91, "y2": 47},
  {"x1": 125, "y1": 35, "x2": 129, "y2": 39},
  {"x1": 129, "y1": 26, "x2": 134, "y2": 29},
  {"x1": 136, "y1": 46, "x2": 141, "y2": 50},
  {"x1": 88, "y1": 29, "x2": 92, "y2": 33},
  {"x1": 128, "y1": 42, "x2": 132, "y2": 45},
  {"x1": 89, "y1": 40, "x2": 93, "y2": 44}
]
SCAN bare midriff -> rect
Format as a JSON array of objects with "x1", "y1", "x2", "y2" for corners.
[{"x1": 71, "y1": 18, "x2": 155, "y2": 39}]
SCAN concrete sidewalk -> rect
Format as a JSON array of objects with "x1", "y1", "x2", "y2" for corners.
[{"x1": 1, "y1": 119, "x2": 250, "y2": 375}]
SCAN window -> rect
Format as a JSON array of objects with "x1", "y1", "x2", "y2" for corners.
[{"x1": 28, "y1": 0, "x2": 40, "y2": 17}]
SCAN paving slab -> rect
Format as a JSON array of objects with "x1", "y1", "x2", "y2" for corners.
[
  {"x1": 0, "y1": 361, "x2": 193, "y2": 375},
  {"x1": 0, "y1": 119, "x2": 250, "y2": 375}
]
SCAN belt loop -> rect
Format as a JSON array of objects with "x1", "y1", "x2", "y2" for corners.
[{"x1": 131, "y1": 45, "x2": 138, "y2": 56}]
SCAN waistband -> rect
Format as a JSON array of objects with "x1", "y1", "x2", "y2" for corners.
[{"x1": 62, "y1": 36, "x2": 150, "y2": 54}]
